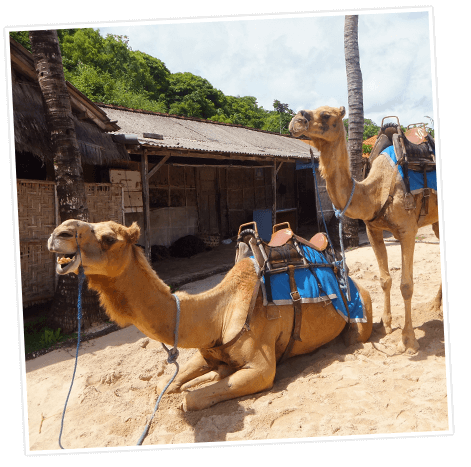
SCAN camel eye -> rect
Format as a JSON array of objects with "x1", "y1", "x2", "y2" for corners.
[
  {"x1": 320, "y1": 112, "x2": 330, "y2": 121},
  {"x1": 58, "y1": 232, "x2": 74, "y2": 238},
  {"x1": 101, "y1": 235, "x2": 117, "y2": 246}
]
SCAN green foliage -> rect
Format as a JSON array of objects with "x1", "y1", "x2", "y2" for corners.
[
  {"x1": 362, "y1": 143, "x2": 373, "y2": 154},
  {"x1": 209, "y1": 95, "x2": 267, "y2": 129},
  {"x1": 9, "y1": 31, "x2": 31, "y2": 50},
  {"x1": 10, "y1": 28, "x2": 292, "y2": 132},
  {"x1": 264, "y1": 100, "x2": 295, "y2": 134},
  {"x1": 344, "y1": 118, "x2": 380, "y2": 141},
  {"x1": 39, "y1": 328, "x2": 62, "y2": 347},
  {"x1": 24, "y1": 316, "x2": 65, "y2": 354}
]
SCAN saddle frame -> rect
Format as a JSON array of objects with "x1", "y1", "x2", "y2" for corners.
[{"x1": 236, "y1": 221, "x2": 346, "y2": 363}]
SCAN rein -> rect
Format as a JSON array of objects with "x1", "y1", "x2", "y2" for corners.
[
  {"x1": 58, "y1": 233, "x2": 86, "y2": 450},
  {"x1": 332, "y1": 178, "x2": 356, "y2": 301},
  {"x1": 136, "y1": 294, "x2": 181, "y2": 446},
  {"x1": 312, "y1": 153, "x2": 355, "y2": 301},
  {"x1": 58, "y1": 231, "x2": 181, "y2": 448}
]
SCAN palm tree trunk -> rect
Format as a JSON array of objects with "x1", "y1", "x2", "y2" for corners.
[
  {"x1": 29, "y1": 30, "x2": 105, "y2": 333},
  {"x1": 343, "y1": 15, "x2": 364, "y2": 249}
]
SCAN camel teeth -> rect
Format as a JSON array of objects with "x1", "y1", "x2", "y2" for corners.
[{"x1": 57, "y1": 255, "x2": 75, "y2": 265}]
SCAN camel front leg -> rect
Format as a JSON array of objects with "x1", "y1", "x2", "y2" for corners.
[
  {"x1": 366, "y1": 225, "x2": 392, "y2": 333},
  {"x1": 182, "y1": 366, "x2": 276, "y2": 411},
  {"x1": 155, "y1": 350, "x2": 217, "y2": 395},
  {"x1": 430, "y1": 221, "x2": 443, "y2": 312},
  {"x1": 397, "y1": 231, "x2": 419, "y2": 354},
  {"x1": 181, "y1": 349, "x2": 277, "y2": 411},
  {"x1": 180, "y1": 364, "x2": 235, "y2": 391}
]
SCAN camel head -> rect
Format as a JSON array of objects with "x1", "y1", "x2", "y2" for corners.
[
  {"x1": 289, "y1": 105, "x2": 346, "y2": 143},
  {"x1": 48, "y1": 219, "x2": 141, "y2": 277}
]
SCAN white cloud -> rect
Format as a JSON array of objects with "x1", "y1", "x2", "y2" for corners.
[{"x1": 99, "y1": 9, "x2": 435, "y2": 126}]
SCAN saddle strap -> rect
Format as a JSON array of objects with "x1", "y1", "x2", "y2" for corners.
[
  {"x1": 418, "y1": 163, "x2": 431, "y2": 219},
  {"x1": 369, "y1": 162, "x2": 400, "y2": 222},
  {"x1": 278, "y1": 265, "x2": 303, "y2": 364},
  {"x1": 288, "y1": 265, "x2": 303, "y2": 342}
]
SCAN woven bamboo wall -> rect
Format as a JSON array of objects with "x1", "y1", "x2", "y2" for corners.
[{"x1": 17, "y1": 180, "x2": 123, "y2": 306}]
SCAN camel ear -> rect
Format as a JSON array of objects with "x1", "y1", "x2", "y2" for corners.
[
  {"x1": 300, "y1": 110, "x2": 311, "y2": 121},
  {"x1": 126, "y1": 222, "x2": 140, "y2": 244},
  {"x1": 339, "y1": 106, "x2": 346, "y2": 118}
]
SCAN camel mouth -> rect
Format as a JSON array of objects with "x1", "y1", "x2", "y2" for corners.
[
  {"x1": 56, "y1": 252, "x2": 80, "y2": 275},
  {"x1": 290, "y1": 118, "x2": 310, "y2": 136}
]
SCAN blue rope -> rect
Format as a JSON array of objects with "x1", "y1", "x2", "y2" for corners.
[
  {"x1": 312, "y1": 160, "x2": 335, "y2": 257},
  {"x1": 332, "y1": 179, "x2": 356, "y2": 301},
  {"x1": 311, "y1": 157, "x2": 355, "y2": 301},
  {"x1": 136, "y1": 294, "x2": 181, "y2": 446},
  {"x1": 58, "y1": 263, "x2": 85, "y2": 450},
  {"x1": 57, "y1": 228, "x2": 181, "y2": 448}
]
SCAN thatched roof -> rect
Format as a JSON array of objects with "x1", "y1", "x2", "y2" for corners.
[
  {"x1": 100, "y1": 105, "x2": 318, "y2": 161},
  {"x1": 10, "y1": 37, "x2": 129, "y2": 165}
]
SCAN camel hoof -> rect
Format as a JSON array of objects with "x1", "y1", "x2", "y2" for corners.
[
  {"x1": 182, "y1": 391, "x2": 211, "y2": 411},
  {"x1": 181, "y1": 392, "x2": 196, "y2": 411},
  {"x1": 179, "y1": 399, "x2": 188, "y2": 412},
  {"x1": 377, "y1": 320, "x2": 392, "y2": 335},
  {"x1": 397, "y1": 336, "x2": 419, "y2": 355}
]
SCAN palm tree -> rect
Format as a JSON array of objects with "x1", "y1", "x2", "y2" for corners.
[
  {"x1": 29, "y1": 30, "x2": 104, "y2": 333},
  {"x1": 343, "y1": 14, "x2": 364, "y2": 248}
]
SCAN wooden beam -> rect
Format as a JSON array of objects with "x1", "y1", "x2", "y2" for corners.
[
  {"x1": 143, "y1": 132, "x2": 164, "y2": 140},
  {"x1": 272, "y1": 160, "x2": 277, "y2": 228},
  {"x1": 275, "y1": 161, "x2": 284, "y2": 175},
  {"x1": 140, "y1": 150, "x2": 151, "y2": 262},
  {"x1": 147, "y1": 155, "x2": 170, "y2": 181}
]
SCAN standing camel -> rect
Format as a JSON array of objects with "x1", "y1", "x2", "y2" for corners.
[{"x1": 289, "y1": 105, "x2": 440, "y2": 353}]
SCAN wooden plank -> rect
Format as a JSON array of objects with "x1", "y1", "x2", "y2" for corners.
[
  {"x1": 140, "y1": 150, "x2": 151, "y2": 261},
  {"x1": 143, "y1": 132, "x2": 164, "y2": 140},
  {"x1": 272, "y1": 160, "x2": 277, "y2": 227},
  {"x1": 147, "y1": 155, "x2": 170, "y2": 181}
]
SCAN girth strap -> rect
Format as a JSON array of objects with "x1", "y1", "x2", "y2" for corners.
[
  {"x1": 288, "y1": 265, "x2": 303, "y2": 342},
  {"x1": 278, "y1": 265, "x2": 303, "y2": 364}
]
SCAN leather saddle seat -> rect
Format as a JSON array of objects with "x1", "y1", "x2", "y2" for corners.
[
  {"x1": 237, "y1": 222, "x2": 330, "y2": 272},
  {"x1": 369, "y1": 123, "x2": 435, "y2": 172}
]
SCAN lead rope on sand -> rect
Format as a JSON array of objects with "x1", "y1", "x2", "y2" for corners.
[
  {"x1": 59, "y1": 233, "x2": 85, "y2": 450},
  {"x1": 136, "y1": 294, "x2": 181, "y2": 446},
  {"x1": 58, "y1": 233, "x2": 181, "y2": 448}
]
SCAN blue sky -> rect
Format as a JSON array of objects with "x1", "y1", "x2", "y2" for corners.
[
  {"x1": 7, "y1": 7, "x2": 438, "y2": 128},
  {"x1": 99, "y1": 9, "x2": 435, "y2": 128}
]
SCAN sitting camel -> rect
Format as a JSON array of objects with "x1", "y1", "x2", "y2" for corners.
[
  {"x1": 48, "y1": 219, "x2": 372, "y2": 411},
  {"x1": 289, "y1": 106, "x2": 440, "y2": 353}
]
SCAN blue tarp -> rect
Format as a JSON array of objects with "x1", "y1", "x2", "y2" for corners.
[
  {"x1": 258, "y1": 244, "x2": 366, "y2": 323},
  {"x1": 381, "y1": 145, "x2": 437, "y2": 192}
]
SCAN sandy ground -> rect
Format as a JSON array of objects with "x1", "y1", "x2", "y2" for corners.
[{"x1": 24, "y1": 225, "x2": 448, "y2": 452}]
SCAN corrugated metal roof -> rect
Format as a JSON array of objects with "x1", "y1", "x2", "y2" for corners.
[{"x1": 99, "y1": 105, "x2": 318, "y2": 160}]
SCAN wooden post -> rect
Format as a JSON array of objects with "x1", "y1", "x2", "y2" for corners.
[
  {"x1": 272, "y1": 159, "x2": 284, "y2": 228},
  {"x1": 140, "y1": 150, "x2": 151, "y2": 261},
  {"x1": 139, "y1": 153, "x2": 170, "y2": 262},
  {"x1": 272, "y1": 160, "x2": 277, "y2": 228}
]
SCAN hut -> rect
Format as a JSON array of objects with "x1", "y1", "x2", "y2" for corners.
[
  {"x1": 10, "y1": 37, "x2": 130, "y2": 306},
  {"x1": 97, "y1": 104, "x2": 318, "y2": 257}
]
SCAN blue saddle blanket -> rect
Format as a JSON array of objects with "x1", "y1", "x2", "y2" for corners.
[
  {"x1": 381, "y1": 145, "x2": 437, "y2": 193},
  {"x1": 257, "y1": 244, "x2": 366, "y2": 323}
]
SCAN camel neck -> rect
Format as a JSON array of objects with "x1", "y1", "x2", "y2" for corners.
[
  {"x1": 316, "y1": 135, "x2": 378, "y2": 221},
  {"x1": 318, "y1": 136, "x2": 355, "y2": 211},
  {"x1": 87, "y1": 247, "x2": 223, "y2": 349}
]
